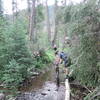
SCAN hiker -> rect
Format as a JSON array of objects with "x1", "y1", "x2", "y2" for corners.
[
  {"x1": 59, "y1": 52, "x2": 71, "y2": 79},
  {"x1": 53, "y1": 45, "x2": 60, "y2": 67},
  {"x1": 54, "y1": 51, "x2": 60, "y2": 87},
  {"x1": 54, "y1": 51, "x2": 60, "y2": 69}
]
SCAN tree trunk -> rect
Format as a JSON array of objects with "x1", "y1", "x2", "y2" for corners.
[
  {"x1": 29, "y1": 0, "x2": 36, "y2": 41},
  {"x1": 27, "y1": 0, "x2": 31, "y2": 34},
  {"x1": 52, "y1": 0, "x2": 58, "y2": 47},
  {"x1": 64, "y1": 0, "x2": 67, "y2": 6},
  {"x1": 27, "y1": 0, "x2": 31, "y2": 14},
  {"x1": 12, "y1": 0, "x2": 18, "y2": 22},
  {"x1": 46, "y1": 0, "x2": 51, "y2": 45},
  {"x1": 0, "y1": 0, "x2": 3, "y2": 16}
]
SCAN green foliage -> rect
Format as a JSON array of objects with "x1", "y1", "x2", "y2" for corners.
[
  {"x1": 0, "y1": 17, "x2": 34, "y2": 89},
  {"x1": 36, "y1": 4, "x2": 44, "y2": 23},
  {"x1": 84, "y1": 87, "x2": 100, "y2": 100},
  {"x1": 46, "y1": 50, "x2": 55, "y2": 61},
  {"x1": 0, "y1": 17, "x2": 7, "y2": 78},
  {"x1": 64, "y1": 5, "x2": 73, "y2": 23},
  {"x1": 33, "y1": 49, "x2": 52, "y2": 69},
  {"x1": 64, "y1": 1, "x2": 100, "y2": 87},
  {"x1": 73, "y1": 34, "x2": 99, "y2": 86},
  {"x1": 0, "y1": 13, "x2": 52, "y2": 90},
  {"x1": 2, "y1": 60, "x2": 24, "y2": 88}
]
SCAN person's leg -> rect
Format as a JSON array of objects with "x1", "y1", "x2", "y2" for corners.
[
  {"x1": 64, "y1": 61, "x2": 69, "y2": 79},
  {"x1": 65, "y1": 67, "x2": 69, "y2": 79},
  {"x1": 55, "y1": 64, "x2": 60, "y2": 88},
  {"x1": 65, "y1": 67, "x2": 69, "y2": 75}
]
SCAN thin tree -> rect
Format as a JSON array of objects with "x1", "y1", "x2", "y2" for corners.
[
  {"x1": 0, "y1": 0, "x2": 3, "y2": 16},
  {"x1": 64, "y1": 0, "x2": 67, "y2": 5},
  {"x1": 27, "y1": 0, "x2": 31, "y2": 14},
  {"x1": 46, "y1": 0, "x2": 51, "y2": 45},
  {"x1": 29, "y1": 0, "x2": 36, "y2": 41},
  {"x1": 27, "y1": 0, "x2": 31, "y2": 35},
  {"x1": 12, "y1": 0, "x2": 18, "y2": 22},
  {"x1": 52, "y1": 0, "x2": 58, "y2": 47}
]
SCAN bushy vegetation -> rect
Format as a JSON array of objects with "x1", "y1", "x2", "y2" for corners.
[
  {"x1": 0, "y1": 15, "x2": 52, "y2": 91},
  {"x1": 0, "y1": 0, "x2": 100, "y2": 99},
  {"x1": 62, "y1": 0, "x2": 100, "y2": 99},
  {"x1": 0, "y1": 18, "x2": 32, "y2": 89},
  {"x1": 70, "y1": 2, "x2": 100, "y2": 87},
  {"x1": 33, "y1": 49, "x2": 53, "y2": 69}
]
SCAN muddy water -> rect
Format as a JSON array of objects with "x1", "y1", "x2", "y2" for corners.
[
  {"x1": 16, "y1": 82, "x2": 65, "y2": 100},
  {"x1": 19, "y1": 68, "x2": 56, "y2": 92},
  {"x1": 0, "y1": 65, "x2": 66, "y2": 100},
  {"x1": 19, "y1": 65, "x2": 66, "y2": 92},
  {"x1": 0, "y1": 71, "x2": 54, "y2": 95},
  {"x1": 16, "y1": 65, "x2": 66, "y2": 100}
]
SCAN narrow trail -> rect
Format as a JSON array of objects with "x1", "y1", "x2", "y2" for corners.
[{"x1": 16, "y1": 65, "x2": 70, "y2": 100}]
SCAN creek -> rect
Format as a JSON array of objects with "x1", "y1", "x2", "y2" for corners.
[{"x1": 16, "y1": 65, "x2": 66, "y2": 100}]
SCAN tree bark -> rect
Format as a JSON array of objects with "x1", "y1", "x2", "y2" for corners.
[
  {"x1": 27, "y1": 0, "x2": 31, "y2": 14},
  {"x1": 12, "y1": 0, "x2": 18, "y2": 22},
  {"x1": 27, "y1": 0, "x2": 31, "y2": 34},
  {"x1": 64, "y1": 0, "x2": 67, "y2": 6},
  {"x1": 46, "y1": 0, "x2": 51, "y2": 45},
  {"x1": 29, "y1": 0, "x2": 36, "y2": 41},
  {"x1": 52, "y1": 0, "x2": 58, "y2": 47},
  {"x1": 0, "y1": 0, "x2": 3, "y2": 16}
]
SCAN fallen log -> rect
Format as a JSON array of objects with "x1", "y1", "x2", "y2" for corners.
[{"x1": 65, "y1": 79, "x2": 70, "y2": 100}]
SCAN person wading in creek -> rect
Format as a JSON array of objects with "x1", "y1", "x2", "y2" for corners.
[
  {"x1": 53, "y1": 45, "x2": 60, "y2": 87},
  {"x1": 59, "y1": 52, "x2": 71, "y2": 79},
  {"x1": 55, "y1": 52, "x2": 61, "y2": 88},
  {"x1": 53, "y1": 44, "x2": 71, "y2": 83}
]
